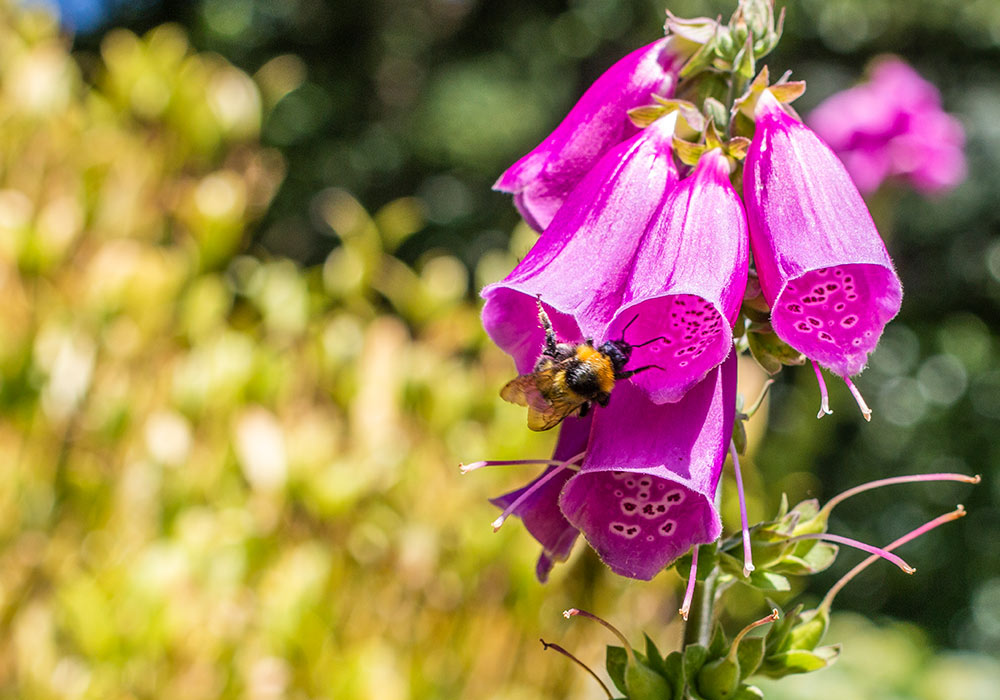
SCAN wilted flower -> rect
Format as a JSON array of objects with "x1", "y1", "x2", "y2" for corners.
[
  {"x1": 744, "y1": 89, "x2": 903, "y2": 417},
  {"x1": 808, "y1": 57, "x2": 966, "y2": 195},
  {"x1": 494, "y1": 38, "x2": 690, "y2": 231},
  {"x1": 559, "y1": 354, "x2": 736, "y2": 580}
]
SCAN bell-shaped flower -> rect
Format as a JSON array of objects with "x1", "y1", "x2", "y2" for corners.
[
  {"x1": 482, "y1": 114, "x2": 680, "y2": 376},
  {"x1": 744, "y1": 90, "x2": 903, "y2": 402},
  {"x1": 808, "y1": 57, "x2": 966, "y2": 195},
  {"x1": 485, "y1": 415, "x2": 590, "y2": 582},
  {"x1": 558, "y1": 354, "x2": 736, "y2": 580},
  {"x1": 606, "y1": 147, "x2": 749, "y2": 403},
  {"x1": 483, "y1": 119, "x2": 747, "y2": 406},
  {"x1": 494, "y1": 38, "x2": 687, "y2": 231}
]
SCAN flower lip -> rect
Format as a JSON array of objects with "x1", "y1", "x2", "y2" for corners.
[{"x1": 770, "y1": 263, "x2": 903, "y2": 377}]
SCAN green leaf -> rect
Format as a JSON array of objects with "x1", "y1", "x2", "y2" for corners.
[
  {"x1": 748, "y1": 570, "x2": 790, "y2": 592},
  {"x1": 747, "y1": 329, "x2": 805, "y2": 375},
  {"x1": 607, "y1": 646, "x2": 628, "y2": 695},
  {"x1": 736, "y1": 637, "x2": 765, "y2": 680}
]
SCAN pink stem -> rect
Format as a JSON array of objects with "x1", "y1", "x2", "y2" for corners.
[
  {"x1": 491, "y1": 451, "x2": 586, "y2": 531},
  {"x1": 820, "y1": 472, "x2": 980, "y2": 517},
  {"x1": 679, "y1": 545, "x2": 699, "y2": 621},
  {"x1": 730, "y1": 441, "x2": 754, "y2": 576},
  {"x1": 843, "y1": 376, "x2": 872, "y2": 422},
  {"x1": 812, "y1": 361, "x2": 833, "y2": 419},
  {"x1": 788, "y1": 532, "x2": 914, "y2": 574},
  {"x1": 820, "y1": 506, "x2": 966, "y2": 612},
  {"x1": 460, "y1": 458, "x2": 576, "y2": 474}
]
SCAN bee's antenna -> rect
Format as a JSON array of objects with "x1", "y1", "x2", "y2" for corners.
[
  {"x1": 631, "y1": 335, "x2": 670, "y2": 349},
  {"x1": 618, "y1": 313, "x2": 640, "y2": 342}
]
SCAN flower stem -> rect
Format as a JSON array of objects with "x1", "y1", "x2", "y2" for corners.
[
  {"x1": 540, "y1": 638, "x2": 613, "y2": 699},
  {"x1": 819, "y1": 472, "x2": 979, "y2": 518},
  {"x1": 682, "y1": 565, "x2": 720, "y2": 649},
  {"x1": 820, "y1": 506, "x2": 966, "y2": 613}
]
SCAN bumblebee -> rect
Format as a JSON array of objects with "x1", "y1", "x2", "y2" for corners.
[{"x1": 501, "y1": 298, "x2": 665, "y2": 431}]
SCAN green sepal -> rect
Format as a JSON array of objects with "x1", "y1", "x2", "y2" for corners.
[
  {"x1": 703, "y1": 99, "x2": 729, "y2": 134},
  {"x1": 708, "y1": 621, "x2": 729, "y2": 659},
  {"x1": 736, "y1": 637, "x2": 765, "y2": 680},
  {"x1": 731, "y1": 417, "x2": 748, "y2": 455},
  {"x1": 626, "y1": 659, "x2": 672, "y2": 700},
  {"x1": 696, "y1": 657, "x2": 740, "y2": 700},
  {"x1": 663, "y1": 651, "x2": 684, "y2": 700},
  {"x1": 628, "y1": 104, "x2": 669, "y2": 128},
  {"x1": 782, "y1": 607, "x2": 830, "y2": 653},
  {"x1": 731, "y1": 685, "x2": 765, "y2": 700},
  {"x1": 734, "y1": 35, "x2": 756, "y2": 81},
  {"x1": 764, "y1": 602, "x2": 802, "y2": 656},
  {"x1": 683, "y1": 644, "x2": 709, "y2": 683},
  {"x1": 673, "y1": 137, "x2": 706, "y2": 167},
  {"x1": 607, "y1": 646, "x2": 628, "y2": 695},
  {"x1": 747, "y1": 570, "x2": 790, "y2": 592},
  {"x1": 761, "y1": 645, "x2": 840, "y2": 678},
  {"x1": 747, "y1": 328, "x2": 805, "y2": 375},
  {"x1": 768, "y1": 542, "x2": 838, "y2": 576},
  {"x1": 645, "y1": 634, "x2": 666, "y2": 675}
]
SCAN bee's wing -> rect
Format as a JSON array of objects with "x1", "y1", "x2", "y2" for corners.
[
  {"x1": 500, "y1": 374, "x2": 552, "y2": 413},
  {"x1": 526, "y1": 404, "x2": 575, "y2": 431}
]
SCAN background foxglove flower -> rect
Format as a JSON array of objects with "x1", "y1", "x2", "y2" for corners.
[
  {"x1": 482, "y1": 114, "x2": 680, "y2": 375},
  {"x1": 494, "y1": 38, "x2": 687, "y2": 231},
  {"x1": 559, "y1": 354, "x2": 736, "y2": 581},
  {"x1": 808, "y1": 57, "x2": 966, "y2": 195},
  {"x1": 744, "y1": 90, "x2": 903, "y2": 381}
]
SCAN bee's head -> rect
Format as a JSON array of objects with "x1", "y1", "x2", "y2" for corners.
[{"x1": 599, "y1": 339, "x2": 632, "y2": 372}]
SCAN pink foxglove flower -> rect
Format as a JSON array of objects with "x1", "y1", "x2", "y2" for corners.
[
  {"x1": 808, "y1": 57, "x2": 966, "y2": 195},
  {"x1": 483, "y1": 119, "x2": 748, "y2": 405},
  {"x1": 744, "y1": 90, "x2": 902, "y2": 409},
  {"x1": 559, "y1": 354, "x2": 736, "y2": 580},
  {"x1": 494, "y1": 38, "x2": 687, "y2": 231},
  {"x1": 482, "y1": 114, "x2": 680, "y2": 377}
]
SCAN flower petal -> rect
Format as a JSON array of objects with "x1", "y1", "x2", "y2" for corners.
[
  {"x1": 559, "y1": 354, "x2": 736, "y2": 580},
  {"x1": 745, "y1": 91, "x2": 902, "y2": 377},
  {"x1": 483, "y1": 115, "x2": 680, "y2": 373},
  {"x1": 607, "y1": 149, "x2": 749, "y2": 403},
  {"x1": 495, "y1": 38, "x2": 684, "y2": 231}
]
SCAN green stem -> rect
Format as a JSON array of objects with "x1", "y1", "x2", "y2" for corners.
[{"x1": 682, "y1": 566, "x2": 720, "y2": 648}]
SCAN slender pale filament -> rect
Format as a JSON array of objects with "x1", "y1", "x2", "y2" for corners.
[
  {"x1": 812, "y1": 361, "x2": 833, "y2": 418},
  {"x1": 491, "y1": 451, "x2": 586, "y2": 531},
  {"x1": 843, "y1": 376, "x2": 872, "y2": 421},
  {"x1": 820, "y1": 472, "x2": 980, "y2": 518},
  {"x1": 788, "y1": 532, "x2": 914, "y2": 574},
  {"x1": 679, "y1": 545, "x2": 699, "y2": 621},
  {"x1": 730, "y1": 441, "x2": 754, "y2": 576}
]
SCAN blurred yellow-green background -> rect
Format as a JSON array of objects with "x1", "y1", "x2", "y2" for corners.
[{"x1": 1, "y1": 0, "x2": 999, "y2": 698}]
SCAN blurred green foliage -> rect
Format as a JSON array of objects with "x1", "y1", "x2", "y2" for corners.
[{"x1": 2, "y1": 0, "x2": 1000, "y2": 697}]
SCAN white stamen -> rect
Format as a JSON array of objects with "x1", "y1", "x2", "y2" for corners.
[
  {"x1": 812, "y1": 361, "x2": 833, "y2": 419},
  {"x1": 844, "y1": 376, "x2": 872, "y2": 421}
]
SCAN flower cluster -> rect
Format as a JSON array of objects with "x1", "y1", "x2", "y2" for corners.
[
  {"x1": 468, "y1": 11, "x2": 907, "y2": 582},
  {"x1": 808, "y1": 56, "x2": 966, "y2": 195}
]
